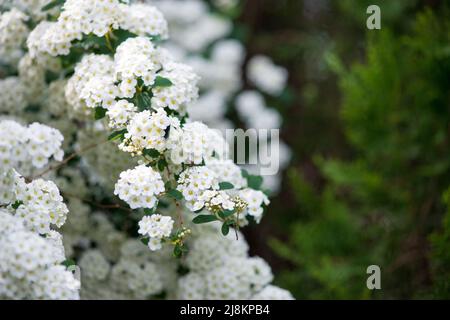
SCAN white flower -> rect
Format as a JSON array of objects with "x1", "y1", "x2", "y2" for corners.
[
  {"x1": 152, "y1": 61, "x2": 199, "y2": 111},
  {"x1": 65, "y1": 54, "x2": 115, "y2": 114},
  {"x1": 0, "y1": 120, "x2": 64, "y2": 175},
  {"x1": 0, "y1": 77, "x2": 27, "y2": 115},
  {"x1": 119, "y1": 109, "x2": 173, "y2": 154},
  {"x1": 114, "y1": 164, "x2": 164, "y2": 209},
  {"x1": 238, "y1": 188, "x2": 270, "y2": 223},
  {"x1": 176, "y1": 166, "x2": 219, "y2": 211},
  {"x1": 251, "y1": 285, "x2": 295, "y2": 300},
  {"x1": 13, "y1": 173, "x2": 69, "y2": 234},
  {"x1": 167, "y1": 122, "x2": 222, "y2": 165},
  {"x1": 106, "y1": 100, "x2": 138, "y2": 130},
  {"x1": 0, "y1": 8, "x2": 29, "y2": 63},
  {"x1": 247, "y1": 55, "x2": 288, "y2": 95},
  {"x1": 206, "y1": 159, "x2": 247, "y2": 188},
  {"x1": 0, "y1": 209, "x2": 78, "y2": 300},
  {"x1": 114, "y1": 37, "x2": 159, "y2": 90},
  {"x1": 138, "y1": 214, "x2": 174, "y2": 251},
  {"x1": 120, "y1": 4, "x2": 168, "y2": 39}
]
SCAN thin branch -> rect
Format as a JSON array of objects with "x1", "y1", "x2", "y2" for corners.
[
  {"x1": 62, "y1": 192, "x2": 133, "y2": 213},
  {"x1": 31, "y1": 140, "x2": 108, "y2": 180}
]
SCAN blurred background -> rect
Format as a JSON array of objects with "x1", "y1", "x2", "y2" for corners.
[{"x1": 223, "y1": 0, "x2": 450, "y2": 299}]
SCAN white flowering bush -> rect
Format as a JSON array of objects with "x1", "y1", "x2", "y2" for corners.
[
  {"x1": 148, "y1": 0, "x2": 292, "y2": 193},
  {"x1": 0, "y1": 0, "x2": 293, "y2": 300}
]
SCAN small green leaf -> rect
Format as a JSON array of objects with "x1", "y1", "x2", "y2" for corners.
[
  {"x1": 219, "y1": 182, "x2": 234, "y2": 190},
  {"x1": 167, "y1": 189, "x2": 183, "y2": 200},
  {"x1": 12, "y1": 201, "x2": 23, "y2": 209},
  {"x1": 135, "y1": 92, "x2": 152, "y2": 111},
  {"x1": 154, "y1": 76, "x2": 173, "y2": 87},
  {"x1": 221, "y1": 222, "x2": 230, "y2": 236},
  {"x1": 173, "y1": 244, "x2": 182, "y2": 258},
  {"x1": 42, "y1": 0, "x2": 65, "y2": 11},
  {"x1": 144, "y1": 207, "x2": 156, "y2": 216},
  {"x1": 149, "y1": 34, "x2": 163, "y2": 43},
  {"x1": 141, "y1": 237, "x2": 150, "y2": 246},
  {"x1": 94, "y1": 106, "x2": 107, "y2": 120},
  {"x1": 108, "y1": 129, "x2": 127, "y2": 141},
  {"x1": 219, "y1": 209, "x2": 235, "y2": 219},
  {"x1": 61, "y1": 259, "x2": 76, "y2": 267},
  {"x1": 143, "y1": 148, "x2": 160, "y2": 158},
  {"x1": 242, "y1": 170, "x2": 263, "y2": 190},
  {"x1": 157, "y1": 158, "x2": 168, "y2": 171},
  {"x1": 192, "y1": 214, "x2": 218, "y2": 224}
]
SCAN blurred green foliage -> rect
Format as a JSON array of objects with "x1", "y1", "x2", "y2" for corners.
[{"x1": 271, "y1": 5, "x2": 450, "y2": 299}]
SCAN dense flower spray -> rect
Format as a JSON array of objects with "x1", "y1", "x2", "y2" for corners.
[{"x1": 0, "y1": 0, "x2": 294, "y2": 300}]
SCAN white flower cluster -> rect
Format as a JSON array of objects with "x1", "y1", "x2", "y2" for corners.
[
  {"x1": 238, "y1": 188, "x2": 270, "y2": 223},
  {"x1": 28, "y1": 0, "x2": 168, "y2": 57},
  {"x1": 176, "y1": 166, "x2": 219, "y2": 211},
  {"x1": 138, "y1": 214, "x2": 174, "y2": 250},
  {"x1": 0, "y1": 120, "x2": 64, "y2": 173},
  {"x1": 252, "y1": 285, "x2": 294, "y2": 300},
  {"x1": 206, "y1": 159, "x2": 247, "y2": 188},
  {"x1": 107, "y1": 100, "x2": 138, "y2": 130},
  {"x1": 64, "y1": 37, "x2": 200, "y2": 157},
  {"x1": 186, "y1": 39, "x2": 244, "y2": 98},
  {"x1": 18, "y1": 54, "x2": 46, "y2": 104},
  {"x1": 152, "y1": 60, "x2": 199, "y2": 111},
  {"x1": 119, "y1": 108, "x2": 175, "y2": 154},
  {"x1": 60, "y1": 209, "x2": 293, "y2": 300},
  {"x1": 236, "y1": 90, "x2": 282, "y2": 130},
  {"x1": 0, "y1": 212, "x2": 79, "y2": 300},
  {"x1": 247, "y1": 55, "x2": 288, "y2": 96},
  {"x1": 0, "y1": 170, "x2": 78, "y2": 300},
  {"x1": 1, "y1": 0, "x2": 59, "y2": 20},
  {"x1": 114, "y1": 36, "x2": 160, "y2": 95},
  {"x1": 177, "y1": 228, "x2": 287, "y2": 300},
  {"x1": 167, "y1": 122, "x2": 222, "y2": 165},
  {"x1": 0, "y1": 8, "x2": 28, "y2": 63},
  {"x1": 171, "y1": 10, "x2": 231, "y2": 53},
  {"x1": 145, "y1": 0, "x2": 292, "y2": 194},
  {"x1": 114, "y1": 164, "x2": 164, "y2": 209},
  {"x1": 120, "y1": 3, "x2": 168, "y2": 39},
  {"x1": 45, "y1": 79, "x2": 73, "y2": 118},
  {"x1": 65, "y1": 54, "x2": 115, "y2": 114},
  {"x1": 13, "y1": 173, "x2": 69, "y2": 234},
  {"x1": 0, "y1": 77, "x2": 27, "y2": 115}
]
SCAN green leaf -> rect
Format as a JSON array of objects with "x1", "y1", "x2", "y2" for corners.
[
  {"x1": 140, "y1": 237, "x2": 150, "y2": 246},
  {"x1": 173, "y1": 244, "x2": 182, "y2": 258},
  {"x1": 12, "y1": 201, "x2": 23, "y2": 210},
  {"x1": 61, "y1": 259, "x2": 76, "y2": 267},
  {"x1": 192, "y1": 214, "x2": 218, "y2": 224},
  {"x1": 242, "y1": 170, "x2": 264, "y2": 190},
  {"x1": 154, "y1": 76, "x2": 173, "y2": 87},
  {"x1": 219, "y1": 182, "x2": 235, "y2": 190},
  {"x1": 144, "y1": 207, "x2": 156, "y2": 216},
  {"x1": 157, "y1": 158, "x2": 168, "y2": 171},
  {"x1": 143, "y1": 148, "x2": 160, "y2": 158},
  {"x1": 108, "y1": 129, "x2": 127, "y2": 141},
  {"x1": 42, "y1": 0, "x2": 65, "y2": 11},
  {"x1": 149, "y1": 34, "x2": 163, "y2": 44},
  {"x1": 219, "y1": 209, "x2": 235, "y2": 219},
  {"x1": 135, "y1": 92, "x2": 152, "y2": 111},
  {"x1": 221, "y1": 222, "x2": 230, "y2": 236},
  {"x1": 167, "y1": 189, "x2": 183, "y2": 200},
  {"x1": 94, "y1": 106, "x2": 107, "y2": 120}
]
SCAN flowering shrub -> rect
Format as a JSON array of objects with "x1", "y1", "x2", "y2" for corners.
[{"x1": 0, "y1": 0, "x2": 293, "y2": 300}]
